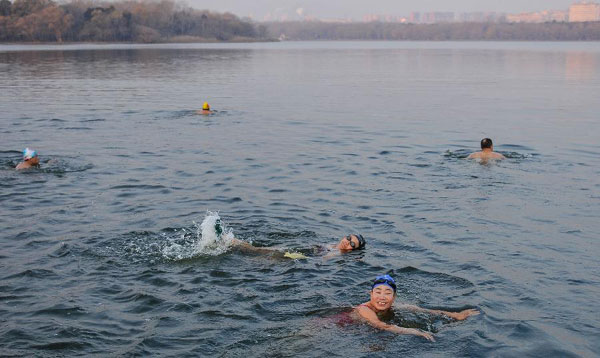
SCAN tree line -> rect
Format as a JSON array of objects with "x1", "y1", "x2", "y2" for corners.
[
  {"x1": 266, "y1": 21, "x2": 600, "y2": 41},
  {"x1": 0, "y1": 0, "x2": 268, "y2": 42}
]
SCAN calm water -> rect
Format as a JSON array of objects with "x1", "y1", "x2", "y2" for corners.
[{"x1": 1, "y1": 41, "x2": 599, "y2": 357}]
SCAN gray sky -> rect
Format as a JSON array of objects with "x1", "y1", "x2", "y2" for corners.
[{"x1": 189, "y1": 0, "x2": 576, "y2": 20}]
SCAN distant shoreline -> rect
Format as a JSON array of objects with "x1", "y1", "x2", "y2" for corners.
[
  {"x1": 0, "y1": 1, "x2": 269, "y2": 43},
  {"x1": 265, "y1": 21, "x2": 600, "y2": 41},
  {"x1": 0, "y1": 37, "x2": 278, "y2": 45},
  {"x1": 2, "y1": 38, "x2": 599, "y2": 46}
]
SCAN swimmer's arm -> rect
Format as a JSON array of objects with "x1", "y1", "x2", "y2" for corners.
[
  {"x1": 355, "y1": 306, "x2": 434, "y2": 341},
  {"x1": 398, "y1": 304, "x2": 480, "y2": 321},
  {"x1": 232, "y1": 238, "x2": 270, "y2": 252},
  {"x1": 231, "y1": 238, "x2": 285, "y2": 256},
  {"x1": 231, "y1": 238, "x2": 249, "y2": 248}
]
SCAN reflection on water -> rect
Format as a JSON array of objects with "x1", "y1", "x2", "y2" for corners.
[
  {"x1": 1, "y1": 42, "x2": 599, "y2": 357},
  {"x1": 565, "y1": 51, "x2": 598, "y2": 81}
]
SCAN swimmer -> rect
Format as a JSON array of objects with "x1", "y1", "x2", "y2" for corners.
[
  {"x1": 354, "y1": 275, "x2": 480, "y2": 341},
  {"x1": 213, "y1": 215, "x2": 365, "y2": 259},
  {"x1": 337, "y1": 234, "x2": 366, "y2": 252},
  {"x1": 235, "y1": 230, "x2": 364, "y2": 259},
  {"x1": 196, "y1": 102, "x2": 211, "y2": 115},
  {"x1": 16, "y1": 148, "x2": 40, "y2": 170},
  {"x1": 467, "y1": 138, "x2": 505, "y2": 161},
  {"x1": 322, "y1": 234, "x2": 366, "y2": 259}
]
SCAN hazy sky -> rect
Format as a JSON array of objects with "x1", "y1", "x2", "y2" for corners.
[{"x1": 189, "y1": 0, "x2": 576, "y2": 20}]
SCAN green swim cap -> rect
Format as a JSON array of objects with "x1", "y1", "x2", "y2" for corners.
[{"x1": 214, "y1": 219, "x2": 223, "y2": 236}]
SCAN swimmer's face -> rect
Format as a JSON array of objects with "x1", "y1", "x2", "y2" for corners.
[
  {"x1": 369, "y1": 285, "x2": 395, "y2": 312},
  {"x1": 338, "y1": 235, "x2": 360, "y2": 251},
  {"x1": 26, "y1": 156, "x2": 39, "y2": 166}
]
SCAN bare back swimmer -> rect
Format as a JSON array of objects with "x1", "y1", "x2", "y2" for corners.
[{"x1": 467, "y1": 138, "x2": 505, "y2": 161}]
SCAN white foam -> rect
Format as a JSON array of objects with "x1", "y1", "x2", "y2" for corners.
[
  {"x1": 161, "y1": 211, "x2": 236, "y2": 260},
  {"x1": 195, "y1": 211, "x2": 235, "y2": 255}
]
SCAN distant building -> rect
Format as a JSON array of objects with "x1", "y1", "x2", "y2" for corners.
[
  {"x1": 569, "y1": 2, "x2": 600, "y2": 22},
  {"x1": 409, "y1": 12, "x2": 421, "y2": 23},
  {"x1": 319, "y1": 17, "x2": 354, "y2": 23},
  {"x1": 547, "y1": 10, "x2": 569, "y2": 22},
  {"x1": 506, "y1": 12, "x2": 540, "y2": 23},
  {"x1": 362, "y1": 14, "x2": 408, "y2": 23},
  {"x1": 421, "y1": 12, "x2": 455, "y2": 23},
  {"x1": 506, "y1": 10, "x2": 568, "y2": 23},
  {"x1": 363, "y1": 14, "x2": 381, "y2": 22},
  {"x1": 457, "y1": 12, "x2": 504, "y2": 22}
]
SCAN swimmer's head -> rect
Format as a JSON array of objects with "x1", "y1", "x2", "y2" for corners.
[
  {"x1": 480, "y1": 138, "x2": 493, "y2": 149},
  {"x1": 23, "y1": 148, "x2": 37, "y2": 160},
  {"x1": 202, "y1": 102, "x2": 210, "y2": 110},
  {"x1": 21, "y1": 148, "x2": 40, "y2": 166},
  {"x1": 369, "y1": 274, "x2": 397, "y2": 311},
  {"x1": 372, "y1": 274, "x2": 396, "y2": 293},
  {"x1": 339, "y1": 234, "x2": 366, "y2": 251}
]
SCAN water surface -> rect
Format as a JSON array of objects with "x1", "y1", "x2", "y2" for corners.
[{"x1": 1, "y1": 41, "x2": 599, "y2": 357}]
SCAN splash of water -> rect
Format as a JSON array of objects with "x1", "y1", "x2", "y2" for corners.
[
  {"x1": 195, "y1": 211, "x2": 235, "y2": 254},
  {"x1": 161, "y1": 211, "x2": 236, "y2": 260}
]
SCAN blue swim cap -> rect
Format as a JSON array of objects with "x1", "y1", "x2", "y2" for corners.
[
  {"x1": 23, "y1": 148, "x2": 37, "y2": 160},
  {"x1": 372, "y1": 274, "x2": 396, "y2": 292}
]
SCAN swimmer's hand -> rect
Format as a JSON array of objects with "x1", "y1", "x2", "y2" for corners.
[
  {"x1": 416, "y1": 330, "x2": 435, "y2": 342},
  {"x1": 284, "y1": 251, "x2": 307, "y2": 259},
  {"x1": 444, "y1": 308, "x2": 480, "y2": 321},
  {"x1": 393, "y1": 327, "x2": 435, "y2": 342}
]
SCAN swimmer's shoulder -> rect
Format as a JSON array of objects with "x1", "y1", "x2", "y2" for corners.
[
  {"x1": 16, "y1": 162, "x2": 35, "y2": 170},
  {"x1": 355, "y1": 302, "x2": 374, "y2": 315}
]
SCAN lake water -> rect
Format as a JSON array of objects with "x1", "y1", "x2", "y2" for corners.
[{"x1": 1, "y1": 41, "x2": 599, "y2": 357}]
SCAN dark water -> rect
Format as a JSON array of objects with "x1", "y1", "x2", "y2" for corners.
[{"x1": 1, "y1": 41, "x2": 599, "y2": 357}]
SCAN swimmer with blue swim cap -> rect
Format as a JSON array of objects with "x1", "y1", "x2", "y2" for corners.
[
  {"x1": 354, "y1": 274, "x2": 480, "y2": 341},
  {"x1": 16, "y1": 148, "x2": 40, "y2": 170}
]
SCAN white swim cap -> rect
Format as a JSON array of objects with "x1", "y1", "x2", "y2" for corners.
[{"x1": 23, "y1": 148, "x2": 37, "y2": 160}]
